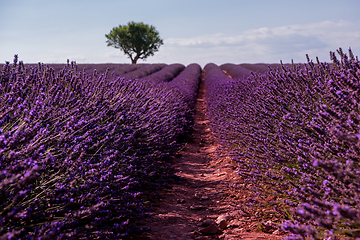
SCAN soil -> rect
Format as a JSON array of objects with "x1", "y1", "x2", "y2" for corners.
[{"x1": 130, "y1": 71, "x2": 288, "y2": 240}]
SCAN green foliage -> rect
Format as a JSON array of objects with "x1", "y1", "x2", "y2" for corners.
[{"x1": 105, "y1": 21, "x2": 164, "y2": 64}]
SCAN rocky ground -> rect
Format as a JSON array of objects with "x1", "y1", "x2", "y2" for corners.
[{"x1": 130, "y1": 74, "x2": 288, "y2": 240}]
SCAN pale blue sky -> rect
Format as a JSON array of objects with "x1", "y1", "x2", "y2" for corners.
[{"x1": 1, "y1": 0, "x2": 360, "y2": 66}]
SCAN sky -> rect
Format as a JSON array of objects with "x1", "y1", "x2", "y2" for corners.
[{"x1": 1, "y1": 0, "x2": 360, "y2": 67}]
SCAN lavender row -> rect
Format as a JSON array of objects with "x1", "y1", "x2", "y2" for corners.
[
  {"x1": 148, "y1": 63, "x2": 202, "y2": 137},
  {"x1": 90, "y1": 63, "x2": 145, "y2": 77},
  {"x1": 120, "y1": 63, "x2": 166, "y2": 80},
  {"x1": 166, "y1": 63, "x2": 202, "y2": 109},
  {"x1": 203, "y1": 63, "x2": 239, "y2": 142},
  {"x1": 278, "y1": 50, "x2": 360, "y2": 239},
  {"x1": 0, "y1": 56, "x2": 194, "y2": 239},
  {"x1": 220, "y1": 63, "x2": 253, "y2": 79},
  {"x1": 140, "y1": 63, "x2": 185, "y2": 83},
  {"x1": 204, "y1": 49, "x2": 360, "y2": 239}
]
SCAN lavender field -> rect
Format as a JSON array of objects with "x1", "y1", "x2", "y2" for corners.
[
  {"x1": 0, "y1": 57, "x2": 201, "y2": 239},
  {"x1": 204, "y1": 48, "x2": 360, "y2": 240},
  {"x1": 1, "y1": 48, "x2": 360, "y2": 240}
]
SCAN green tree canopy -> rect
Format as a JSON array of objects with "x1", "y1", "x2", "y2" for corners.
[{"x1": 105, "y1": 21, "x2": 164, "y2": 64}]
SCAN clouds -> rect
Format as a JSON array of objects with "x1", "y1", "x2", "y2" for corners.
[
  {"x1": 166, "y1": 20, "x2": 356, "y2": 48},
  {"x1": 156, "y1": 20, "x2": 360, "y2": 66}
]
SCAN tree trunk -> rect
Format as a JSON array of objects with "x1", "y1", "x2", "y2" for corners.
[{"x1": 132, "y1": 54, "x2": 140, "y2": 64}]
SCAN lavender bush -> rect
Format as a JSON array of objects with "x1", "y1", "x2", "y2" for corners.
[
  {"x1": 140, "y1": 63, "x2": 185, "y2": 83},
  {"x1": 204, "y1": 49, "x2": 360, "y2": 239},
  {"x1": 0, "y1": 56, "x2": 199, "y2": 239}
]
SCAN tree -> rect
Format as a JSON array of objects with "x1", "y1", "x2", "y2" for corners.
[{"x1": 105, "y1": 21, "x2": 164, "y2": 64}]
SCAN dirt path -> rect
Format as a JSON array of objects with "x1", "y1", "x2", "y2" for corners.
[{"x1": 131, "y1": 71, "x2": 286, "y2": 240}]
